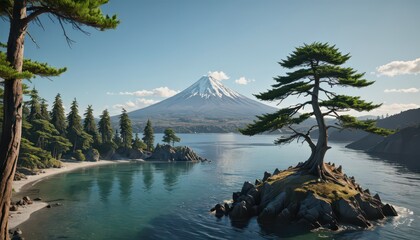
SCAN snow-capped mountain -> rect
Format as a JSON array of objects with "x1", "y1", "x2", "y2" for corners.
[
  {"x1": 124, "y1": 74, "x2": 277, "y2": 132},
  {"x1": 128, "y1": 75, "x2": 277, "y2": 120}
]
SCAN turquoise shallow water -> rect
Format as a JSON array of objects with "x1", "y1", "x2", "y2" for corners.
[{"x1": 18, "y1": 133, "x2": 420, "y2": 239}]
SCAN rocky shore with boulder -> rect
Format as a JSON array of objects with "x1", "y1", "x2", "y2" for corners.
[
  {"x1": 147, "y1": 144, "x2": 207, "y2": 162},
  {"x1": 211, "y1": 163, "x2": 397, "y2": 232}
]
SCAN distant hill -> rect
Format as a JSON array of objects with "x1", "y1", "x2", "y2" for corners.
[
  {"x1": 118, "y1": 75, "x2": 277, "y2": 133},
  {"x1": 346, "y1": 108, "x2": 420, "y2": 150},
  {"x1": 368, "y1": 125, "x2": 420, "y2": 156}
]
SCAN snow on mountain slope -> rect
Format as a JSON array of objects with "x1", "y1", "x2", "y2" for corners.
[{"x1": 128, "y1": 75, "x2": 277, "y2": 119}]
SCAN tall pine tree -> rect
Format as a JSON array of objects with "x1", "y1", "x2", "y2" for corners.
[
  {"x1": 51, "y1": 93, "x2": 67, "y2": 136},
  {"x1": 241, "y1": 43, "x2": 392, "y2": 180},
  {"x1": 143, "y1": 119, "x2": 155, "y2": 152},
  {"x1": 119, "y1": 108, "x2": 132, "y2": 150},
  {"x1": 84, "y1": 105, "x2": 101, "y2": 148},
  {"x1": 0, "y1": 1, "x2": 118, "y2": 236},
  {"x1": 98, "y1": 109, "x2": 113, "y2": 144},
  {"x1": 66, "y1": 99, "x2": 92, "y2": 152}
]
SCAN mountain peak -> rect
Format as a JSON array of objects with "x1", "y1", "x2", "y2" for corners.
[{"x1": 182, "y1": 75, "x2": 242, "y2": 99}]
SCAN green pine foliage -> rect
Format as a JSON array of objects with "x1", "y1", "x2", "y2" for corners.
[
  {"x1": 162, "y1": 128, "x2": 181, "y2": 146},
  {"x1": 98, "y1": 109, "x2": 113, "y2": 143},
  {"x1": 142, "y1": 119, "x2": 155, "y2": 152},
  {"x1": 119, "y1": 108, "x2": 133, "y2": 150},
  {"x1": 66, "y1": 98, "x2": 93, "y2": 151},
  {"x1": 27, "y1": 88, "x2": 42, "y2": 122},
  {"x1": 40, "y1": 99, "x2": 50, "y2": 121},
  {"x1": 113, "y1": 130, "x2": 122, "y2": 148},
  {"x1": 240, "y1": 43, "x2": 392, "y2": 175},
  {"x1": 51, "y1": 93, "x2": 67, "y2": 136},
  {"x1": 132, "y1": 133, "x2": 146, "y2": 150},
  {"x1": 242, "y1": 42, "x2": 391, "y2": 139},
  {"x1": 84, "y1": 105, "x2": 101, "y2": 147}
]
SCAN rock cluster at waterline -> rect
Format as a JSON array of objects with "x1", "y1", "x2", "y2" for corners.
[
  {"x1": 147, "y1": 144, "x2": 207, "y2": 162},
  {"x1": 211, "y1": 163, "x2": 397, "y2": 230}
]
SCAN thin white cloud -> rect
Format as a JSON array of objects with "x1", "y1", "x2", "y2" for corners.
[
  {"x1": 108, "y1": 87, "x2": 179, "y2": 98},
  {"x1": 376, "y1": 58, "x2": 420, "y2": 77},
  {"x1": 368, "y1": 103, "x2": 420, "y2": 116},
  {"x1": 208, "y1": 71, "x2": 229, "y2": 81},
  {"x1": 384, "y1": 88, "x2": 419, "y2": 93},
  {"x1": 112, "y1": 98, "x2": 159, "y2": 110},
  {"x1": 235, "y1": 77, "x2": 254, "y2": 85}
]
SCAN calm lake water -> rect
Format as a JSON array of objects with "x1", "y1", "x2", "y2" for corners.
[{"x1": 18, "y1": 133, "x2": 419, "y2": 239}]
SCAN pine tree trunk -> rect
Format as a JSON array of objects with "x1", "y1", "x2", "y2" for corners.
[
  {"x1": 0, "y1": 1, "x2": 27, "y2": 239},
  {"x1": 304, "y1": 72, "x2": 329, "y2": 177}
]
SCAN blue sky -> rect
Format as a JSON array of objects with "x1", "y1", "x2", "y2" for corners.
[{"x1": 1, "y1": 0, "x2": 419, "y2": 117}]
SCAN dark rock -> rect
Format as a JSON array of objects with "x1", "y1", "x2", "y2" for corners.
[
  {"x1": 337, "y1": 165, "x2": 342, "y2": 173},
  {"x1": 332, "y1": 198, "x2": 371, "y2": 228},
  {"x1": 229, "y1": 201, "x2": 249, "y2": 220},
  {"x1": 247, "y1": 187, "x2": 261, "y2": 205},
  {"x1": 23, "y1": 196, "x2": 32, "y2": 205},
  {"x1": 382, "y1": 204, "x2": 398, "y2": 216},
  {"x1": 363, "y1": 189, "x2": 371, "y2": 195},
  {"x1": 211, "y1": 204, "x2": 226, "y2": 218},
  {"x1": 10, "y1": 205, "x2": 18, "y2": 211},
  {"x1": 262, "y1": 171, "x2": 272, "y2": 182},
  {"x1": 297, "y1": 192, "x2": 333, "y2": 225},
  {"x1": 34, "y1": 197, "x2": 42, "y2": 201},
  {"x1": 46, "y1": 204, "x2": 51, "y2": 208},
  {"x1": 85, "y1": 148, "x2": 100, "y2": 161},
  {"x1": 13, "y1": 228, "x2": 23, "y2": 235},
  {"x1": 149, "y1": 145, "x2": 204, "y2": 162},
  {"x1": 224, "y1": 203, "x2": 230, "y2": 214},
  {"x1": 259, "y1": 182, "x2": 274, "y2": 208},
  {"x1": 373, "y1": 193, "x2": 381, "y2": 202},
  {"x1": 255, "y1": 179, "x2": 262, "y2": 186},
  {"x1": 277, "y1": 207, "x2": 292, "y2": 223},
  {"x1": 258, "y1": 192, "x2": 287, "y2": 222},
  {"x1": 273, "y1": 168, "x2": 280, "y2": 175},
  {"x1": 241, "y1": 181, "x2": 254, "y2": 195},
  {"x1": 354, "y1": 194, "x2": 384, "y2": 220},
  {"x1": 232, "y1": 192, "x2": 241, "y2": 203},
  {"x1": 13, "y1": 172, "x2": 27, "y2": 181}
]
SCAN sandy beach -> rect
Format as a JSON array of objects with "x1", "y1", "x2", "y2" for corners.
[{"x1": 9, "y1": 160, "x2": 130, "y2": 229}]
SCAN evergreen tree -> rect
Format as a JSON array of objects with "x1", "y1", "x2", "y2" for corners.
[
  {"x1": 66, "y1": 99, "x2": 92, "y2": 152},
  {"x1": 132, "y1": 133, "x2": 146, "y2": 150},
  {"x1": 27, "y1": 88, "x2": 42, "y2": 122},
  {"x1": 142, "y1": 119, "x2": 155, "y2": 152},
  {"x1": 98, "y1": 109, "x2": 113, "y2": 144},
  {"x1": 162, "y1": 128, "x2": 181, "y2": 146},
  {"x1": 119, "y1": 108, "x2": 132, "y2": 150},
  {"x1": 40, "y1": 99, "x2": 50, "y2": 121},
  {"x1": 241, "y1": 43, "x2": 392, "y2": 180},
  {"x1": 0, "y1": 1, "x2": 118, "y2": 236},
  {"x1": 84, "y1": 105, "x2": 101, "y2": 147},
  {"x1": 51, "y1": 93, "x2": 67, "y2": 136},
  {"x1": 113, "y1": 130, "x2": 122, "y2": 148}
]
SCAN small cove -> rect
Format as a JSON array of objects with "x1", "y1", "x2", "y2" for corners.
[{"x1": 17, "y1": 133, "x2": 420, "y2": 239}]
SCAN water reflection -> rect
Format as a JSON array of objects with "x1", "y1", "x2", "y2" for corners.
[
  {"x1": 64, "y1": 168, "x2": 95, "y2": 201},
  {"x1": 117, "y1": 167, "x2": 135, "y2": 202},
  {"x1": 96, "y1": 166, "x2": 115, "y2": 202},
  {"x1": 367, "y1": 153, "x2": 420, "y2": 173},
  {"x1": 153, "y1": 163, "x2": 195, "y2": 191},
  {"x1": 141, "y1": 163, "x2": 154, "y2": 191}
]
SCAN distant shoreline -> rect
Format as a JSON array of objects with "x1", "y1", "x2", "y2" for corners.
[{"x1": 9, "y1": 159, "x2": 131, "y2": 229}]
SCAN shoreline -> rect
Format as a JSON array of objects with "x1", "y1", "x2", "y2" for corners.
[{"x1": 9, "y1": 159, "x2": 131, "y2": 229}]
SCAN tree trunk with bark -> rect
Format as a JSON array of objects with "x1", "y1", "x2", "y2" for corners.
[
  {"x1": 302, "y1": 72, "x2": 329, "y2": 177},
  {"x1": 0, "y1": 1, "x2": 27, "y2": 239}
]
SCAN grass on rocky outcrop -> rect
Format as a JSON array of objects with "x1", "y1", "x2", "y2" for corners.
[{"x1": 257, "y1": 164, "x2": 360, "y2": 204}]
